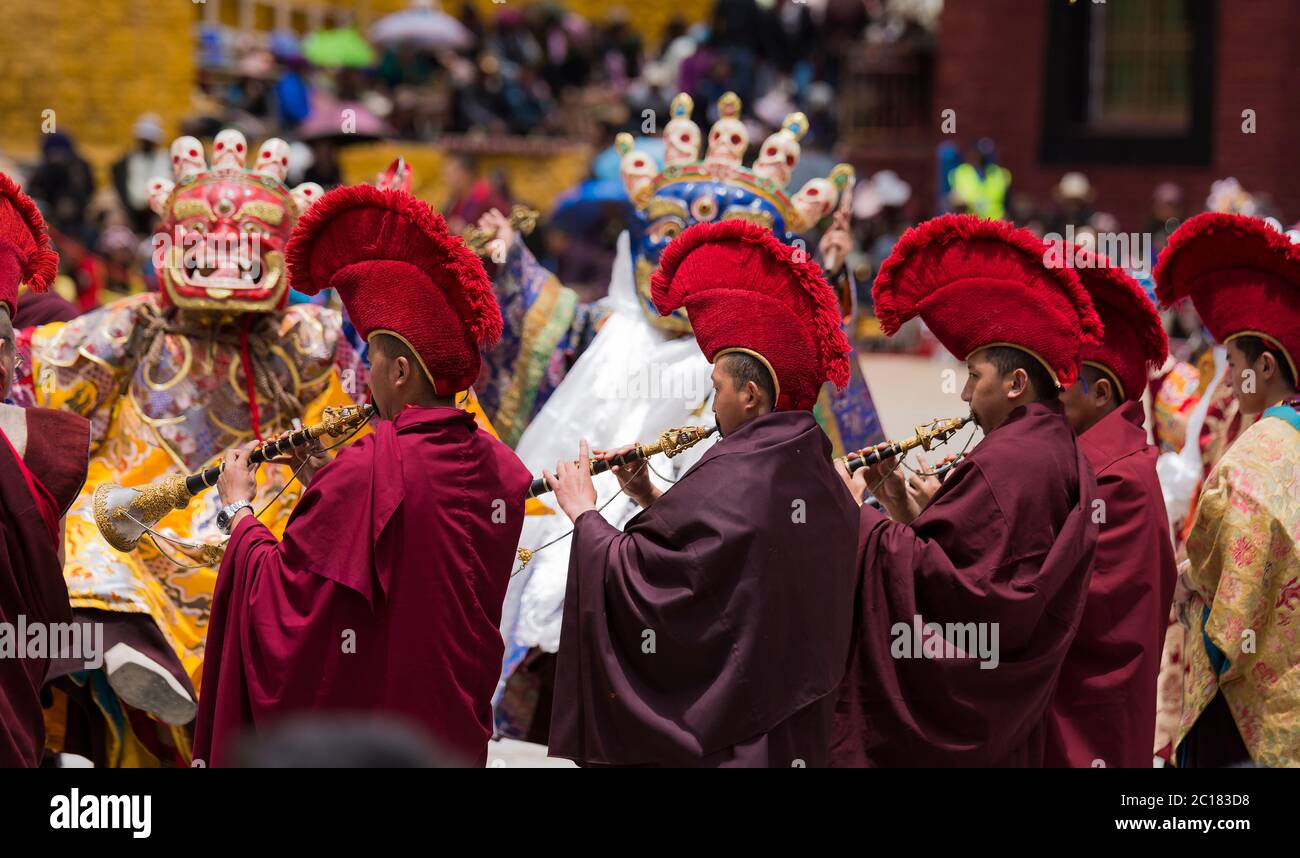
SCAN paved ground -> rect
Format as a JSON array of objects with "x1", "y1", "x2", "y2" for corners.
[
  {"x1": 486, "y1": 353, "x2": 974, "y2": 767},
  {"x1": 858, "y1": 351, "x2": 982, "y2": 463},
  {"x1": 487, "y1": 737, "x2": 575, "y2": 768}
]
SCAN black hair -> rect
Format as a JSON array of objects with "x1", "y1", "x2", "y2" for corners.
[
  {"x1": 719, "y1": 351, "x2": 776, "y2": 405},
  {"x1": 369, "y1": 333, "x2": 447, "y2": 402},
  {"x1": 1234, "y1": 335, "x2": 1297, "y2": 391},
  {"x1": 369, "y1": 331, "x2": 415, "y2": 363},
  {"x1": 981, "y1": 346, "x2": 1060, "y2": 401},
  {"x1": 1080, "y1": 363, "x2": 1120, "y2": 406}
]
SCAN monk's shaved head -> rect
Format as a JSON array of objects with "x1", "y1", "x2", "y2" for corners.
[
  {"x1": 367, "y1": 332, "x2": 453, "y2": 419},
  {"x1": 370, "y1": 332, "x2": 424, "y2": 376},
  {"x1": 719, "y1": 352, "x2": 776, "y2": 405}
]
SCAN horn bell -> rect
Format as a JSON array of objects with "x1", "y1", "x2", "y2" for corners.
[{"x1": 93, "y1": 475, "x2": 193, "y2": 553}]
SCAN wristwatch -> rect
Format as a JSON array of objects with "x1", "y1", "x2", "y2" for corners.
[{"x1": 216, "y1": 500, "x2": 253, "y2": 535}]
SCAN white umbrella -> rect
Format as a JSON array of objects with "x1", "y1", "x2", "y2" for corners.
[{"x1": 369, "y1": 1, "x2": 472, "y2": 52}]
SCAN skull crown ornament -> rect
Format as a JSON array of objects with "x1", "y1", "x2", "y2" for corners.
[
  {"x1": 151, "y1": 129, "x2": 323, "y2": 314},
  {"x1": 617, "y1": 92, "x2": 854, "y2": 334}
]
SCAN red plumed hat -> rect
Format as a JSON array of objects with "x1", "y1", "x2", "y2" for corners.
[
  {"x1": 650, "y1": 219, "x2": 851, "y2": 411},
  {"x1": 1048, "y1": 242, "x2": 1168, "y2": 401},
  {"x1": 286, "y1": 184, "x2": 500, "y2": 396},
  {"x1": 873, "y1": 214, "x2": 1103, "y2": 388},
  {"x1": 1154, "y1": 212, "x2": 1300, "y2": 380},
  {"x1": 0, "y1": 172, "x2": 58, "y2": 317}
]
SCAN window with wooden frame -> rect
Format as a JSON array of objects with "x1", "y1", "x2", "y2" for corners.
[{"x1": 1041, "y1": 0, "x2": 1215, "y2": 164}]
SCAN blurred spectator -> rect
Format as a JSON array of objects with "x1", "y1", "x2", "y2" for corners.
[
  {"x1": 709, "y1": 0, "x2": 762, "y2": 104},
  {"x1": 1144, "y1": 182, "x2": 1186, "y2": 257},
  {"x1": 1047, "y1": 171, "x2": 1096, "y2": 234},
  {"x1": 27, "y1": 133, "x2": 95, "y2": 244},
  {"x1": 948, "y1": 138, "x2": 1011, "y2": 220},
  {"x1": 273, "y1": 56, "x2": 313, "y2": 129},
  {"x1": 442, "y1": 152, "x2": 509, "y2": 234},
  {"x1": 96, "y1": 225, "x2": 148, "y2": 301},
  {"x1": 111, "y1": 114, "x2": 170, "y2": 234},
  {"x1": 303, "y1": 139, "x2": 343, "y2": 189},
  {"x1": 539, "y1": 222, "x2": 618, "y2": 303}
]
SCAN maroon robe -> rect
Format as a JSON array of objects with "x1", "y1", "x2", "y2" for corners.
[
  {"x1": 830, "y1": 400, "x2": 1098, "y2": 767},
  {"x1": 193, "y1": 406, "x2": 531, "y2": 767},
  {"x1": 1045, "y1": 399, "x2": 1176, "y2": 767},
  {"x1": 0, "y1": 406, "x2": 89, "y2": 767},
  {"x1": 14, "y1": 290, "x2": 79, "y2": 327},
  {"x1": 550, "y1": 411, "x2": 860, "y2": 767}
]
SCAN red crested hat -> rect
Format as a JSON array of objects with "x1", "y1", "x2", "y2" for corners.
[
  {"x1": 873, "y1": 214, "x2": 1103, "y2": 388},
  {"x1": 650, "y1": 219, "x2": 851, "y2": 411},
  {"x1": 1047, "y1": 242, "x2": 1168, "y2": 402},
  {"x1": 1154, "y1": 212, "x2": 1300, "y2": 380},
  {"x1": 0, "y1": 172, "x2": 58, "y2": 317},
  {"x1": 286, "y1": 184, "x2": 500, "y2": 396}
]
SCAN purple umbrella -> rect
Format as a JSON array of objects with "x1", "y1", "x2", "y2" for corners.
[
  {"x1": 369, "y1": 2, "x2": 472, "y2": 52},
  {"x1": 299, "y1": 96, "x2": 393, "y2": 143}
]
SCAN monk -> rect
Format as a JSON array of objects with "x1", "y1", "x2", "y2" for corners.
[
  {"x1": 833, "y1": 215, "x2": 1101, "y2": 766},
  {"x1": 194, "y1": 185, "x2": 531, "y2": 766},
  {"x1": 0, "y1": 175, "x2": 90, "y2": 767},
  {"x1": 1047, "y1": 245, "x2": 1176, "y2": 768},
  {"x1": 546, "y1": 220, "x2": 860, "y2": 767}
]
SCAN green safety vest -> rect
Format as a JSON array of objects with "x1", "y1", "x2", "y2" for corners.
[{"x1": 949, "y1": 163, "x2": 1012, "y2": 220}]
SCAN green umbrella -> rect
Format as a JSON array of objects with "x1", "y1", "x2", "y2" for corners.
[{"x1": 302, "y1": 28, "x2": 377, "y2": 69}]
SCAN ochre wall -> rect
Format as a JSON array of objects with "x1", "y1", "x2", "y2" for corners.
[
  {"x1": 0, "y1": 0, "x2": 710, "y2": 180},
  {"x1": 0, "y1": 1, "x2": 193, "y2": 167}
]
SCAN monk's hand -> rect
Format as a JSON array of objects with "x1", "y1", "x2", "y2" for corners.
[
  {"x1": 478, "y1": 208, "x2": 513, "y2": 263},
  {"x1": 597, "y1": 444, "x2": 659, "y2": 508},
  {"x1": 904, "y1": 454, "x2": 942, "y2": 510},
  {"x1": 266, "y1": 429, "x2": 329, "y2": 487},
  {"x1": 835, "y1": 458, "x2": 870, "y2": 505},
  {"x1": 818, "y1": 207, "x2": 853, "y2": 274},
  {"x1": 548, "y1": 439, "x2": 598, "y2": 522},
  {"x1": 858, "y1": 449, "x2": 914, "y2": 521},
  {"x1": 217, "y1": 443, "x2": 259, "y2": 506}
]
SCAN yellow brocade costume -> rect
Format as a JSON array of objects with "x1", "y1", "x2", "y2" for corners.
[
  {"x1": 22, "y1": 293, "x2": 496, "y2": 766},
  {"x1": 1177, "y1": 414, "x2": 1300, "y2": 767},
  {"x1": 26, "y1": 294, "x2": 365, "y2": 695}
]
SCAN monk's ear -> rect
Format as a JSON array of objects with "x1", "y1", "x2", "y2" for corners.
[
  {"x1": 392, "y1": 354, "x2": 411, "y2": 388},
  {"x1": 1006, "y1": 367, "x2": 1030, "y2": 400},
  {"x1": 1258, "y1": 350, "x2": 1279, "y2": 382},
  {"x1": 1093, "y1": 377, "x2": 1113, "y2": 408}
]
